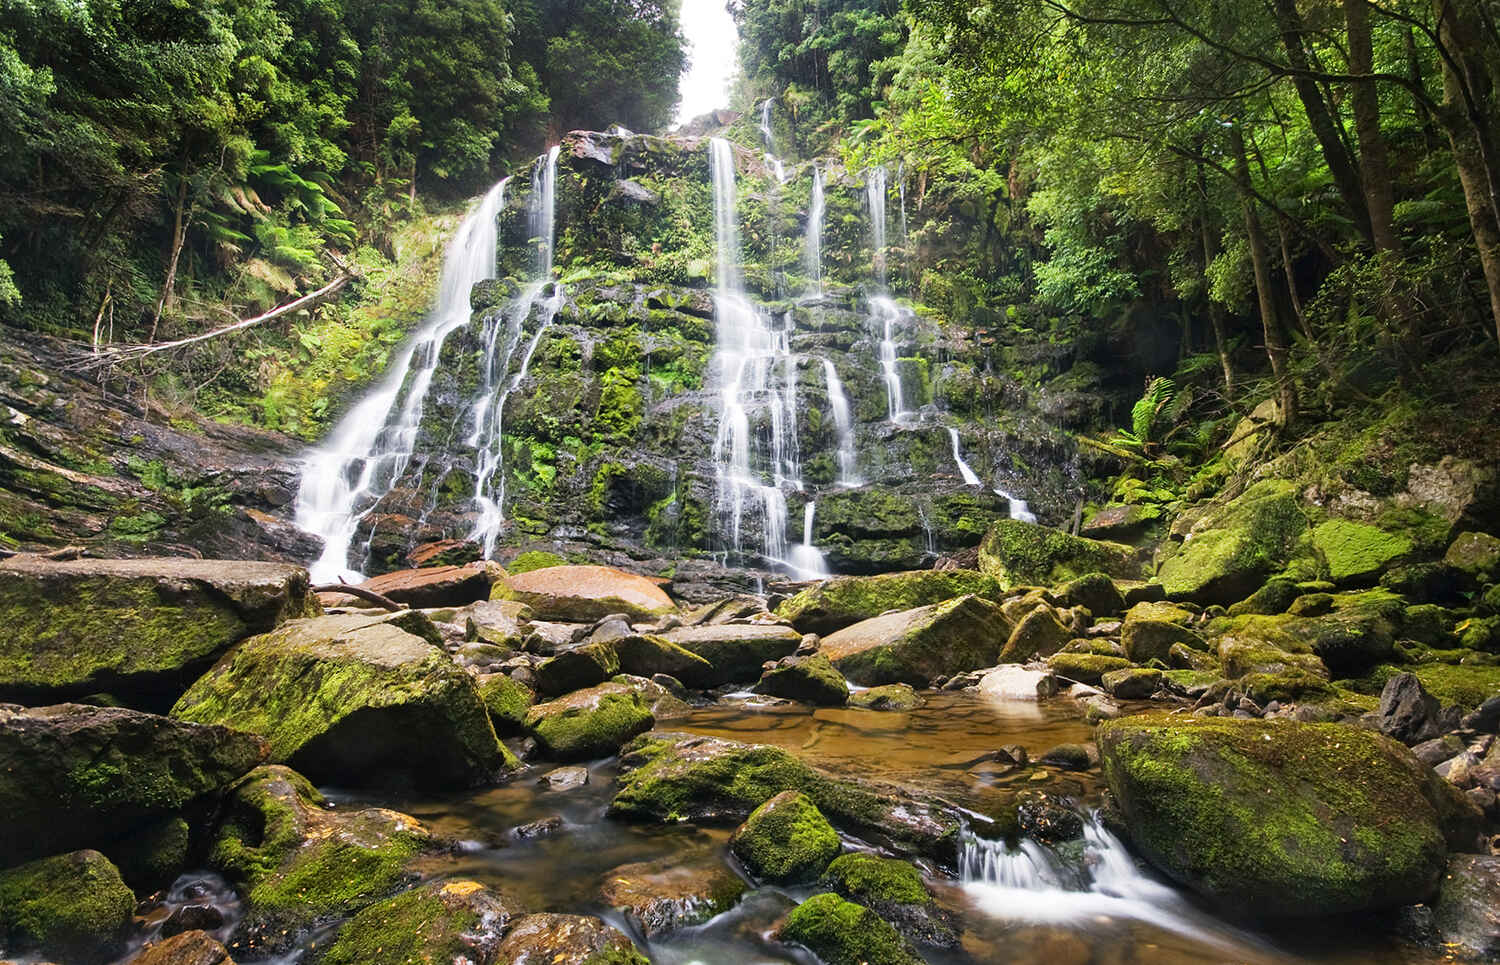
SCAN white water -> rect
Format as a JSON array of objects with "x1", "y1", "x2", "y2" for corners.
[
  {"x1": 961, "y1": 819, "x2": 1270, "y2": 956},
  {"x1": 786, "y1": 501, "x2": 830, "y2": 579},
  {"x1": 868, "y1": 166, "x2": 888, "y2": 286},
  {"x1": 804, "y1": 165, "x2": 825, "y2": 297},
  {"x1": 821, "y1": 359, "x2": 858, "y2": 486},
  {"x1": 947, "y1": 426, "x2": 1038, "y2": 523},
  {"x1": 869, "y1": 294, "x2": 910, "y2": 423},
  {"x1": 295, "y1": 179, "x2": 509, "y2": 582},
  {"x1": 758, "y1": 100, "x2": 786, "y2": 183}
]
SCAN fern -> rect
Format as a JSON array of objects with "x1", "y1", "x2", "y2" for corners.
[{"x1": 1131, "y1": 376, "x2": 1174, "y2": 441}]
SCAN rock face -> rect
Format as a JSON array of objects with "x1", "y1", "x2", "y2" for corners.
[
  {"x1": 171, "y1": 612, "x2": 509, "y2": 788},
  {"x1": 495, "y1": 914, "x2": 646, "y2": 964},
  {"x1": 775, "y1": 570, "x2": 1001, "y2": 634},
  {"x1": 0, "y1": 557, "x2": 316, "y2": 705},
  {"x1": 0, "y1": 702, "x2": 266, "y2": 865},
  {"x1": 780, "y1": 892, "x2": 922, "y2": 965},
  {"x1": 0, "y1": 849, "x2": 135, "y2": 964},
  {"x1": 978, "y1": 520, "x2": 1143, "y2": 589},
  {"x1": 1098, "y1": 716, "x2": 1482, "y2": 918},
  {"x1": 821, "y1": 595, "x2": 1009, "y2": 687},
  {"x1": 318, "y1": 879, "x2": 516, "y2": 965},
  {"x1": 524, "y1": 682, "x2": 655, "y2": 761},
  {"x1": 599, "y1": 856, "x2": 746, "y2": 938},
  {"x1": 357, "y1": 562, "x2": 492, "y2": 607},
  {"x1": 498, "y1": 565, "x2": 674, "y2": 622},
  {"x1": 729, "y1": 790, "x2": 842, "y2": 883}
]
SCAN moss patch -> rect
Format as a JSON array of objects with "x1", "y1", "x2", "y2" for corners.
[
  {"x1": 978, "y1": 520, "x2": 1142, "y2": 589},
  {"x1": 525, "y1": 683, "x2": 655, "y2": 761},
  {"x1": 319, "y1": 879, "x2": 514, "y2": 965},
  {"x1": 1311, "y1": 520, "x2": 1412, "y2": 585},
  {"x1": 780, "y1": 892, "x2": 922, "y2": 965},
  {"x1": 730, "y1": 789, "x2": 841, "y2": 883},
  {"x1": 776, "y1": 569, "x2": 1002, "y2": 635},
  {"x1": 0, "y1": 850, "x2": 133, "y2": 965}
]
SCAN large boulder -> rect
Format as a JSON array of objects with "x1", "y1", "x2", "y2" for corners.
[
  {"x1": 208, "y1": 765, "x2": 438, "y2": 953},
  {"x1": 0, "y1": 849, "x2": 134, "y2": 964},
  {"x1": 754, "y1": 654, "x2": 849, "y2": 706},
  {"x1": 357, "y1": 563, "x2": 492, "y2": 608},
  {"x1": 1445, "y1": 531, "x2": 1500, "y2": 584},
  {"x1": 660, "y1": 623, "x2": 802, "y2": 684},
  {"x1": 318, "y1": 879, "x2": 516, "y2": 965},
  {"x1": 1121, "y1": 601, "x2": 1206, "y2": 663},
  {"x1": 821, "y1": 595, "x2": 1011, "y2": 687},
  {"x1": 0, "y1": 557, "x2": 316, "y2": 705},
  {"x1": 599, "y1": 856, "x2": 746, "y2": 938},
  {"x1": 779, "y1": 892, "x2": 922, "y2": 965},
  {"x1": 1098, "y1": 716, "x2": 1483, "y2": 918},
  {"x1": 996, "y1": 605, "x2": 1069, "y2": 663},
  {"x1": 729, "y1": 790, "x2": 841, "y2": 883},
  {"x1": 524, "y1": 682, "x2": 655, "y2": 761},
  {"x1": 495, "y1": 914, "x2": 646, "y2": 964},
  {"x1": 0, "y1": 702, "x2": 266, "y2": 865},
  {"x1": 821, "y1": 852, "x2": 958, "y2": 947},
  {"x1": 496, "y1": 565, "x2": 674, "y2": 622},
  {"x1": 1156, "y1": 480, "x2": 1311, "y2": 605},
  {"x1": 775, "y1": 570, "x2": 1001, "y2": 635},
  {"x1": 978, "y1": 520, "x2": 1143, "y2": 589},
  {"x1": 171, "y1": 612, "x2": 509, "y2": 788}
]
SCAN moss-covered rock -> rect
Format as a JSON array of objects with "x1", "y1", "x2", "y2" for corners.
[
  {"x1": 1445, "y1": 531, "x2": 1500, "y2": 583},
  {"x1": 475, "y1": 672, "x2": 534, "y2": 735},
  {"x1": 208, "y1": 765, "x2": 437, "y2": 953},
  {"x1": 847, "y1": 683, "x2": 925, "y2": 711},
  {"x1": 0, "y1": 702, "x2": 266, "y2": 865},
  {"x1": 1156, "y1": 480, "x2": 1311, "y2": 605},
  {"x1": 524, "y1": 682, "x2": 654, "y2": 761},
  {"x1": 1310, "y1": 519, "x2": 1413, "y2": 585},
  {"x1": 611, "y1": 634, "x2": 716, "y2": 689},
  {"x1": 104, "y1": 814, "x2": 190, "y2": 891},
  {"x1": 1098, "y1": 716, "x2": 1483, "y2": 918},
  {"x1": 821, "y1": 852, "x2": 957, "y2": 946},
  {"x1": 659, "y1": 624, "x2": 802, "y2": 684},
  {"x1": 505, "y1": 549, "x2": 568, "y2": 574},
  {"x1": 1101, "y1": 667, "x2": 1162, "y2": 699},
  {"x1": 0, "y1": 849, "x2": 134, "y2": 964},
  {"x1": 978, "y1": 520, "x2": 1143, "y2": 589},
  {"x1": 599, "y1": 856, "x2": 746, "y2": 938},
  {"x1": 1345, "y1": 661, "x2": 1500, "y2": 713},
  {"x1": 1055, "y1": 572, "x2": 1127, "y2": 618},
  {"x1": 496, "y1": 565, "x2": 674, "y2": 622},
  {"x1": 997, "y1": 605, "x2": 1070, "y2": 663},
  {"x1": 1427, "y1": 853, "x2": 1500, "y2": 960},
  {"x1": 1286, "y1": 602, "x2": 1399, "y2": 676},
  {"x1": 779, "y1": 892, "x2": 922, "y2": 965},
  {"x1": 318, "y1": 879, "x2": 516, "y2": 965},
  {"x1": 171, "y1": 612, "x2": 510, "y2": 788},
  {"x1": 533, "y1": 640, "x2": 621, "y2": 697},
  {"x1": 1226, "y1": 578, "x2": 1301, "y2": 617},
  {"x1": 775, "y1": 570, "x2": 1002, "y2": 635},
  {"x1": 1121, "y1": 600, "x2": 1205, "y2": 663},
  {"x1": 0, "y1": 557, "x2": 317, "y2": 706},
  {"x1": 730, "y1": 790, "x2": 841, "y2": 883},
  {"x1": 495, "y1": 913, "x2": 647, "y2": 964},
  {"x1": 822, "y1": 595, "x2": 1010, "y2": 687},
  {"x1": 1046, "y1": 652, "x2": 1132, "y2": 686},
  {"x1": 754, "y1": 654, "x2": 849, "y2": 706}
]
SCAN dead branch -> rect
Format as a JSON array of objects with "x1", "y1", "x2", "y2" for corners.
[{"x1": 311, "y1": 582, "x2": 407, "y2": 612}]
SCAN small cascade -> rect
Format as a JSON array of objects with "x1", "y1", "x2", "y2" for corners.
[
  {"x1": 758, "y1": 99, "x2": 786, "y2": 183},
  {"x1": 295, "y1": 179, "x2": 509, "y2": 583},
  {"x1": 821, "y1": 358, "x2": 858, "y2": 485},
  {"x1": 469, "y1": 146, "x2": 565, "y2": 556},
  {"x1": 947, "y1": 426, "x2": 1039, "y2": 523},
  {"x1": 786, "y1": 501, "x2": 830, "y2": 579},
  {"x1": 869, "y1": 294, "x2": 911, "y2": 423},
  {"x1": 707, "y1": 137, "x2": 803, "y2": 571},
  {"x1": 803, "y1": 165, "x2": 825, "y2": 297},
  {"x1": 867, "y1": 165, "x2": 888, "y2": 286},
  {"x1": 896, "y1": 161, "x2": 910, "y2": 285}
]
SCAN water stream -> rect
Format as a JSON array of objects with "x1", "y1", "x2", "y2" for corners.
[
  {"x1": 947, "y1": 426, "x2": 1038, "y2": 524},
  {"x1": 804, "y1": 165, "x2": 825, "y2": 297},
  {"x1": 821, "y1": 358, "x2": 858, "y2": 485}
]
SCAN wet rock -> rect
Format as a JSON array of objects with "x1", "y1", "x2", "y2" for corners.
[
  {"x1": 1098, "y1": 715, "x2": 1485, "y2": 918},
  {"x1": 779, "y1": 892, "x2": 922, "y2": 965},
  {"x1": 1016, "y1": 789, "x2": 1085, "y2": 843},
  {"x1": 107, "y1": 814, "x2": 191, "y2": 891},
  {"x1": 172, "y1": 612, "x2": 512, "y2": 788},
  {"x1": 317, "y1": 879, "x2": 516, "y2": 965},
  {"x1": 475, "y1": 672, "x2": 534, "y2": 736},
  {"x1": 513, "y1": 816, "x2": 564, "y2": 839},
  {"x1": 0, "y1": 850, "x2": 134, "y2": 965},
  {"x1": 496, "y1": 914, "x2": 646, "y2": 964},
  {"x1": 0, "y1": 703, "x2": 266, "y2": 865},
  {"x1": 730, "y1": 790, "x2": 841, "y2": 883},
  {"x1": 406, "y1": 539, "x2": 482, "y2": 569},
  {"x1": 358, "y1": 562, "x2": 492, "y2": 608},
  {"x1": 1038, "y1": 743, "x2": 1094, "y2": 770},
  {"x1": 1046, "y1": 652, "x2": 1130, "y2": 686},
  {"x1": 1370, "y1": 672, "x2": 1444, "y2": 744},
  {"x1": 823, "y1": 595, "x2": 1010, "y2": 687},
  {"x1": 978, "y1": 520, "x2": 1143, "y2": 589},
  {"x1": 128, "y1": 930, "x2": 234, "y2": 965},
  {"x1": 1426, "y1": 854, "x2": 1500, "y2": 959},
  {"x1": 998, "y1": 605, "x2": 1069, "y2": 663},
  {"x1": 539, "y1": 765, "x2": 590, "y2": 791},
  {"x1": 599, "y1": 856, "x2": 746, "y2": 938},
  {"x1": 0, "y1": 557, "x2": 317, "y2": 706},
  {"x1": 754, "y1": 654, "x2": 848, "y2": 706},
  {"x1": 524, "y1": 682, "x2": 654, "y2": 761},
  {"x1": 977, "y1": 666, "x2": 1057, "y2": 700},
  {"x1": 158, "y1": 902, "x2": 224, "y2": 938},
  {"x1": 496, "y1": 565, "x2": 674, "y2": 622},
  {"x1": 1101, "y1": 667, "x2": 1162, "y2": 700},
  {"x1": 207, "y1": 765, "x2": 437, "y2": 953},
  {"x1": 822, "y1": 852, "x2": 958, "y2": 947},
  {"x1": 848, "y1": 683, "x2": 924, "y2": 711},
  {"x1": 775, "y1": 570, "x2": 1002, "y2": 635},
  {"x1": 660, "y1": 623, "x2": 801, "y2": 684},
  {"x1": 611, "y1": 634, "x2": 716, "y2": 689}
]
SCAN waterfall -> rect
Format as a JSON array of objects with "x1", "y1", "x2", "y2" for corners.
[
  {"x1": 758, "y1": 99, "x2": 786, "y2": 183},
  {"x1": 707, "y1": 137, "x2": 803, "y2": 571},
  {"x1": 947, "y1": 426, "x2": 1039, "y2": 524},
  {"x1": 821, "y1": 359, "x2": 857, "y2": 485},
  {"x1": 896, "y1": 161, "x2": 909, "y2": 284},
  {"x1": 469, "y1": 146, "x2": 564, "y2": 557},
  {"x1": 786, "y1": 501, "x2": 829, "y2": 579},
  {"x1": 804, "y1": 165, "x2": 825, "y2": 297},
  {"x1": 295, "y1": 179, "x2": 509, "y2": 583},
  {"x1": 869, "y1": 295, "x2": 910, "y2": 423},
  {"x1": 867, "y1": 166, "x2": 888, "y2": 286}
]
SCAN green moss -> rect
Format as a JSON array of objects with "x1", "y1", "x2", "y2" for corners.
[
  {"x1": 978, "y1": 519, "x2": 1142, "y2": 589},
  {"x1": 476, "y1": 673, "x2": 534, "y2": 735},
  {"x1": 776, "y1": 569, "x2": 1001, "y2": 634},
  {"x1": 780, "y1": 893, "x2": 922, "y2": 965},
  {"x1": 1311, "y1": 519, "x2": 1412, "y2": 584},
  {"x1": 0, "y1": 850, "x2": 133, "y2": 964},
  {"x1": 508, "y1": 550, "x2": 567, "y2": 574},
  {"x1": 822, "y1": 853, "x2": 929, "y2": 906},
  {"x1": 1343, "y1": 661, "x2": 1500, "y2": 711},
  {"x1": 319, "y1": 880, "x2": 511, "y2": 965},
  {"x1": 730, "y1": 790, "x2": 841, "y2": 883},
  {"x1": 1157, "y1": 480, "x2": 1312, "y2": 605},
  {"x1": 525, "y1": 684, "x2": 654, "y2": 761}
]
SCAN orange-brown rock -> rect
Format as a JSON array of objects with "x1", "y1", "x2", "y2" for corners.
[
  {"x1": 496, "y1": 565, "x2": 674, "y2": 622},
  {"x1": 358, "y1": 563, "x2": 492, "y2": 608}
]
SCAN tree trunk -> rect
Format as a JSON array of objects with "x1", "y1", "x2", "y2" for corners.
[
  {"x1": 148, "y1": 173, "x2": 190, "y2": 343},
  {"x1": 1231, "y1": 125, "x2": 1296, "y2": 424},
  {"x1": 1403, "y1": 27, "x2": 1442, "y2": 150},
  {"x1": 1272, "y1": 0, "x2": 1373, "y2": 244},
  {"x1": 1344, "y1": 0, "x2": 1400, "y2": 252}
]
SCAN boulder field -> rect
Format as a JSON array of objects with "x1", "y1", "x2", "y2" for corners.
[{"x1": 0, "y1": 510, "x2": 1497, "y2": 963}]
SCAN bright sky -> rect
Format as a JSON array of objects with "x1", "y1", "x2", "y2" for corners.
[{"x1": 674, "y1": 0, "x2": 739, "y2": 125}]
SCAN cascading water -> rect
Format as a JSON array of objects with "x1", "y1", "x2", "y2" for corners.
[
  {"x1": 468, "y1": 146, "x2": 565, "y2": 556},
  {"x1": 870, "y1": 294, "x2": 911, "y2": 423},
  {"x1": 758, "y1": 99, "x2": 786, "y2": 183},
  {"x1": 821, "y1": 359, "x2": 858, "y2": 485},
  {"x1": 804, "y1": 165, "x2": 825, "y2": 297},
  {"x1": 868, "y1": 166, "x2": 888, "y2": 286},
  {"x1": 947, "y1": 426, "x2": 1038, "y2": 523},
  {"x1": 295, "y1": 179, "x2": 509, "y2": 583},
  {"x1": 786, "y1": 501, "x2": 829, "y2": 579}
]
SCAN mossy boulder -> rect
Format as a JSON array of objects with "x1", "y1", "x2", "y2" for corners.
[
  {"x1": 1346, "y1": 662, "x2": 1500, "y2": 713},
  {"x1": 997, "y1": 605, "x2": 1070, "y2": 663},
  {"x1": 775, "y1": 570, "x2": 1002, "y2": 635},
  {"x1": 104, "y1": 814, "x2": 191, "y2": 891},
  {"x1": 1055, "y1": 572, "x2": 1126, "y2": 618},
  {"x1": 659, "y1": 623, "x2": 802, "y2": 684},
  {"x1": 475, "y1": 672, "x2": 534, "y2": 735},
  {"x1": 171, "y1": 612, "x2": 510, "y2": 788},
  {"x1": 609, "y1": 732, "x2": 960, "y2": 860},
  {"x1": 599, "y1": 856, "x2": 746, "y2": 938},
  {"x1": 358, "y1": 563, "x2": 493, "y2": 608},
  {"x1": 1101, "y1": 667, "x2": 1162, "y2": 699},
  {"x1": 779, "y1": 892, "x2": 922, "y2": 965},
  {"x1": 318, "y1": 879, "x2": 516, "y2": 965},
  {"x1": 1122, "y1": 601, "x2": 1206, "y2": 663},
  {"x1": 978, "y1": 520, "x2": 1142, "y2": 590},
  {"x1": 208, "y1": 765, "x2": 437, "y2": 953},
  {"x1": 0, "y1": 557, "x2": 317, "y2": 706},
  {"x1": 495, "y1": 564, "x2": 674, "y2": 622},
  {"x1": 506, "y1": 550, "x2": 568, "y2": 574},
  {"x1": 533, "y1": 641, "x2": 621, "y2": 697},
  {"x1": 1156, "y1": 480, "x2": 1311, "y2": 605},
  {"x1": 524, "y1": 682, "x2": 654, "y2": 761},
  {"x1": 611, "y1": 634, "x2": 716, "y2": 689},
  {"x1": 495, "y1": 913, "x2": 646, "y2": 964},
  {"x1": 821, "y1": 852, "x2": 957, "y2": 947},
  {"x1": 847, "y1": 683, "x2": 924, "y2": 711},
  {"x1": 1098, "y1": 716, "x2": 1483, "y2": 918},
  {"x1": 821, "y1": 595, "x2": 1010, "y2": 687},
  {"x1": 1310, "y1": 519, "x2": 1413, "y2": 585},
  {"x1": 1046, "y1": 652, "x2": 1132, "y2": 686},
  {"x1": 0, "y1": 849, "x2": 134, "y2": 964},
  {"x1": 1445, "y1": 531, "x2": 1500, "y2": 583},
  {"x1": 1286, "y1": 603, "x2": 1398, "y2": 676},
  {"x1": 1227, "y1": 578, "x2": 1301, "y2": 617},
  {"x1": 0, "y1": 702, "x2": 266, "y2": 865},
  {"x1": 754, "y1": 654, "x2": 849, "y2": 706},
  {"x1": 729, "y1": 790, "x2": 841, "y2": 883}
]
